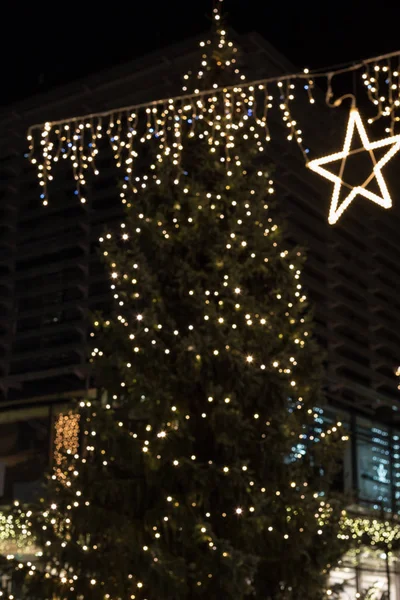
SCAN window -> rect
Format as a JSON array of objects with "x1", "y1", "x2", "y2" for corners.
[
  {"x1": 330, "y1": 556, "x2": 400, "y2": 599},
  {"x1": 330, "y1": 411, "x2": 400, "y2": 515},
  {"x1": 356, "y1": 417, "x2": 393, "y2": 511}
]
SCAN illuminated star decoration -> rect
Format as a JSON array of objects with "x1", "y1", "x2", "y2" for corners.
[{"x1": 307, "y1": 107, "x2": 400, "y2": 225}]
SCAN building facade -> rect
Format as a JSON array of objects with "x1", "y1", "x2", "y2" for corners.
[{"x1": 0, "y1": 30, "x2": 399, "y2": 598}]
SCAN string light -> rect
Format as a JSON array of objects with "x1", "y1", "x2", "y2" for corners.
[
  {"x1": 0, "y1": 511, "x2": 36, "y2": 554},
  {"x1": 339, "y1": 513, "x2": 400, "y2": 549},
  {"x1": 25, "y1": 34, "x2": 400, "y2": 226},
  {"x1": 307, "y1": 107, "x2": 400, "y2": 224},
  {"x1": 53, "y1": 412, "x2": 80, "y2": 483}
]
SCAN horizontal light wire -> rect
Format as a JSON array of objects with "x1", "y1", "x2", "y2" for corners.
[{"x1": 27, "y1": 48, "x2": 400, "y2": 133}]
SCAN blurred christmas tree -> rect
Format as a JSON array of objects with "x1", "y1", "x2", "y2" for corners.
[{"x1": 0, "y1": 4, "x2": 349, "y2": 599}]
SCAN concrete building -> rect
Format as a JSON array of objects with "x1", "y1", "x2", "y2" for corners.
[{"x1": 0, "y1": 29, "x2": 400, "y2": 597}]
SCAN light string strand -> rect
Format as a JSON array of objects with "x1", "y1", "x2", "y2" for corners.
[
  {"x1": 24, "y1": 0, "x2": 400, "y2": 225},
  {"x1": 27, "y1": 48, "x2": 400, "y2": 134}
]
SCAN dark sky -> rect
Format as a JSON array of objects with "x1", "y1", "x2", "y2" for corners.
[{"x1": 3, "y1": 0, "x2": 400, "y2": 107}]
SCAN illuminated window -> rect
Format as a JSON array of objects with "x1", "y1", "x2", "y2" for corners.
[{"x1": 355, "y1": 417, "x2": 394, "y2": 512}]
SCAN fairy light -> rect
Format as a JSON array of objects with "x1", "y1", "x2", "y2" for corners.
[
  {"x1": 307, "y1": 107, "x2": 400, "y2": 224},
  {"x1": 81, "y1": 142, "x2": 347, "y2": 595},
  {"x1": 339, "y1": 512, "x2": 400, "y2": 550},
  {"x1": 25, "y1": 21, "x2": 400, "y2": 225},
  {"x1": 53, "y1": 412, "x2": 80, "y2": 483},
  {"x1": 0, "y1": 512, "x2": 36, "y2": 554}
]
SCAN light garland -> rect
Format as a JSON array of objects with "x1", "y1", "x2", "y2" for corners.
[
  {"x1": 339, "y1": 513, "x2": 400, "y2": 549},
  {"x1": 53, "y1": 411, "x2": 80, "y2": 483},
  {"x1": 23, "y1": 3, "x2": 400, "y2": 225},
  {"x1": 307, "y1": 107, "x2": 400, "y2": 224},
  {"x1": 0, "y1": 509, "x2": 35, "y2": 554},
  {"x1": 322, "y1": 513, "x2": 400, "y2": 598}
]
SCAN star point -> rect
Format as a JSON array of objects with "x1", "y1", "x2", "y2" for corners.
[{"x1": 307, "y1": 107, "x2": 400, "y2": 225}]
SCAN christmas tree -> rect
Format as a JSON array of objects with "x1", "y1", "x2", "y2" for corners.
[{"x1": 0, "y1": 7, "x2": 350, "y2": 600}]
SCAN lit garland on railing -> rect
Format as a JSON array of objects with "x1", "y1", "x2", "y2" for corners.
[
  {"x1": 25, "y1": 1, "x2": 400, "y2": 225},
  {"x1": 339, "y1": 512, "x2": 400, "y2": 550},
  {"x1": 0, "y1": 505, "x2": 36, "y2": 554}
]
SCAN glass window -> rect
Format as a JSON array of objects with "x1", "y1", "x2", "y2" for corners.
[
  {"x1": 392, "y1": 433, "x2": 400, "y2": 512},
  {"x1": 330, "y1": 555, "x2": 399, "y2": 600},
  {"x1": 356, "y1": 417, "x2": 392, "y2": 511}
]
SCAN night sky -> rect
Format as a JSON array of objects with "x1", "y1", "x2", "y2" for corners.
[{"x1": 3, "y1": 0, "x2": 400, "y2": 107}]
